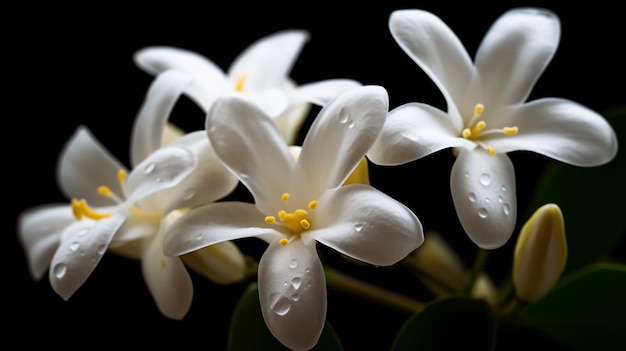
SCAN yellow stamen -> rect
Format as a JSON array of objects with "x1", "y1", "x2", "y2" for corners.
[
  {"x1": 278, "y1": 210, "x2": 287, "y2": 221},
  {"x1": 117, "y1": 169, "x2": 127, "y2": 182},
  {"x1": 98, "y1": 186, "x2": 112, "y2": 197},
  {"x1": 300, "y1": 219, "x2": 311, "y2": 230},
  {"x1": 474, "y1": 103, "x2": 484, "y2": 117},
  {"x1": 71, "y1": 198, "x2": 112, "y2": 220},
  {"x1": 308, "y1": 200, "x2": 318, "y2": 210},
  {"x1": 265, "y1": 216, "x2": 276, "y2": 224},
  {"x1": 234, "y1": 74, "x2": 247, "y2": 92},
  {"x1": 279, "y1": 238, "x2": 289, "y2": 246},
  {"x1": 281, "y1": 193, "x2": 290, "y2": 202},
  {"x1": 503, "y1": 126, "x2": 519, "y2": 135},
  {"x1": 462, "y1": 128, "x2": 472, "y2": 138},
  {"x1": 266, "y1": 194, "x2": 318, "y2": 236},
  {"x1": 487, "y1": 147, "x2": 496, "y2": 155}
]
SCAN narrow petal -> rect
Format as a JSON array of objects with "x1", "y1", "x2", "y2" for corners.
[
  {"x1": 142, "y1": 227, "x2": 193, "y2": 320},
  {"x1": 258, "y1": 239, "x2": 326, "y2": 351},
  {"x1": 476, "y1": 8, "x2": 560, "y2": 107},
  {"x1": 57, "y1": 126, "x2": 126, "y2": 207},
  {"x1": 206, "y1": 96, "x2": 294, "y2": 213},
  {"x1": 389, "y1": 9, "x2": 474, "y2": 115},
  {"x1": 489, "y1": 98, "x2": 618, "y2": 166},
  {"x1": 367, "y1": 102, "x2": 472, "y2": 165},
  {"x1": 273, "y1": 101, "x2": 311, "y2": 145},
  {"x1": 163, "y1": 131, "x2": 239, "y2": 213},
  {"x1": 17, "y1": 204, "x2": 74, "y2": 280},
  {"x1": 292, "y1": 79, "x2": 362, "y2": 106},
  {"x1": 49, "y1": 213, "x2": 125, "y2": 300},
  {"x1": 229, "y1": 30, "x2": 310, "y2": 90},
  {"x1": 181, "y1": 241, "x2": 247, "y2": 285},
  {"x1": 130, "y1": 70, "x2": 193, "y2": 166},
  {"x1": 163, "y1": 202, "x2": 279, "y2": 256},
  {"x1": 450, "y1": 149, "x2": 517, "y2": 249},
  {"x1": 238, "y1": 88, "x2": 289, "y2": 118},
  {"x1": 294, "y1": 85, "x2": 388, "y2": 201},
  {"x1": 312, "y1": 184, "x2": 423, "y2": 266}
]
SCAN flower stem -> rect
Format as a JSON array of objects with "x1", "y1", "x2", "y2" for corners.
[
  {"x1": 464, "y1": 248, "x2": 489, "y2": 294},
  {"x1": 325, "y1": 267, "x2": 425, "y2": 314}
]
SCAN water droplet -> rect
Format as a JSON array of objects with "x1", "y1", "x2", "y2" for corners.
[
  {"x1": 154, "y1": 177, "x2": 162, "y2": 183},
  {"x1": 97, "y1": 244, "x2": 107, "y2": 255},
  {"x1": 501, "y1": 185, "x2": 508, "y2": 192},
  {"x1": 306, "y1": 280, "x2": 312, "y2": 288},
  {"x1": 468, "y1": 192, "x2": 476, "y2": 202},
  {"x1": 291, "y1": 293, "x2": 300, "y2": 301},
  {"x1": 498, "y1": 196, "x2": 503, "y2": 203},
  {"x1": 485, "y1": 197, "x2": 491, "y2": 203},
  {"x1": 354, "y1": 223, "x2": 365, "y2": 232},
  {"x1": 77, "y1": 229, "x2": 88, "y2": 236},
  {"x1": 144, "y1": 163, "x2": 155, "y2": 173},
  {"x1": 339, "y1": 112, "x2": 349, "y2": 124},
  {"x1": 195, "y1": 234, "x2": 203, "y2": 241},
  {"x1": 479, "y1": 173, "x2": 491, "y2": 186},
  {"x1": 305, "y1": 268, "x2": 310, "y2": 274},
  {"x1": 347, "y1": 120, "x2": 355, "y2": 128},
  {"x1": 183, "y1": 189, "x2": 196, "y2": 200},
  {"x1": 291, "y1": 277, "x2": 302, "y2": 289},
  {"x1": 465, "y1": 172, "x2": 470, "y2": 178},
  {"x1": 503, "y1": 204, "x2": 510, "y2": 215},
  {"x1": 270, "y1": 294, "x2": 291, "y2": 316},
  {"x1": 289, "y1": 259, "x2": 298, "y2": 269},
  {"x1": 478, "y1": 208, "x2": 489, "y2": 218},
  {"x1": 53, "y1": 263, "x2": 67, "y2": 279},
  {"x1": 70, "y1": 242, "x2": 80, "y2": 251},
  {"x1": 283, "y1": 281, "x2": 289, "y2": 287}
]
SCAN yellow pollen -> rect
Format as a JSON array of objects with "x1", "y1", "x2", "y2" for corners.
[
  {"x1": 308, "y1": 200, "x2": 318, "y2": 210},
  {"x1": 281, "y1": 193, "x2": 290, "y2": 201},
  {"x1": 503, "y1": 126, "x2": 519, "y2": 135},
  {"x1": 71, "y1": 198, "x2": 112, "y2": 220},
  {"x1": 265, "y1": 216, "x2": 276, "y2": 224},
  {"x1": 487, "y1": 147, "x2": 496, "y2": 155},
  {"x1": 279, "y1": 238, "x2": 289, "y2": 246},
  {"x1": 300, "y1": 219, "x2": 311, "y2": 230},
  {"x1": 474, "y1": 103, "x2": 484, "y2": 117},
  {"x1": 278, "y1": 210, "x2": 287, "y2": 221},
  {"x1": 462, "y1": 128, "x2": 472, "y2": 138},
  {"x1": 117, "y1": 169, "x2": 127, "y2": 182},
  {"x1": 266, "y1": 194, "x2": 318, "y2": 235},
  {"x1": 98, "y1": 186, "x2": 112, "y2": 197},
  {"x1": 234, "y1": 74, "x2": 247, "y2": 92}
]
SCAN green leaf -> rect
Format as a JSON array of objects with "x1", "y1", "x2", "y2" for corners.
[
  {"x1": 521, "y1": 263, "x2": 626, "y2": 351},
  {"x1": 390, "y1": 296, "x2": 494, "y2": 351},
  {"x1": 227, "y1": 282, "x2": 343, "y2": 351},
  {"x1": 527, "y1": 106, "x2": 626, "y2": 274}
]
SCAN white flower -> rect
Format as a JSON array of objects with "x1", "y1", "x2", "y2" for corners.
[
  {"x1": 133, "y1": 29, "x2": 361, "y2": 144},
  {"x1": 367, "y1": 8, "x2": 618, "y2": 249},
  {"x1": 17, "y1": 70, "x2": 243, "y2": 319},
  {"x1": 163, "y1": 86, "x2": 424, "y2": 350}
]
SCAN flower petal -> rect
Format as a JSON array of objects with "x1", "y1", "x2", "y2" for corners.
[
  {"x1": 57, "y1": 126, "x2": 127, "y2": 207},
  {"x1": 228, "y1": 30, "x2": 310, "y2": 90},
  {"x1": 489, "y1": 98, "x2": 618, "y2": 166},
  {"x1": 181, "y1": 241, "x2": 247, "y2": 285},
  {"x1": 163, "y1": 202, "x2": 279, "y2": 256},
  {"x1": 450, "y1": 149, "x2": 517, "y2": 249},
  {"x1": 389, "y1": 9, "x2": 473, "y2": 117},
  {"x1": 17, "y1": 204, "x2": 74, "y2": 280},
  {"x1": 258, "y1": 239, "x2": 326, "y2": 351},
  {"x1": 130, "y1": 70, "x2": 193, "y2": 166},
  {"x1": 163, "y1": 131, "x2": 239, "y2": 213},
  {"x1": 237, "y1": 88, "x2": 289, "y2": 118},
  {"x1": 294, "y1": 85, "x2": 388, "y2": 201},
  {"x1": 206, "y1": 96, "x2": 294, "y2": 213},
  {"x1": 312, "y1": 184, "x2": 423, "y2": 266},
  {"x1": 476, "y1": 8, "x2": 560, "y2": 107},
  {"x1": 367, "y1": 102, "x2": 472, "y2": 165},
  {"x1": 292, "y1": 79, "x2": 362, "y2": 106},
  {"x1": 142, "y1": 226, "x2": 193, "y2": 320},
  {"x1": 49, "y1": 213, "x2": 125, "y2": 300}
]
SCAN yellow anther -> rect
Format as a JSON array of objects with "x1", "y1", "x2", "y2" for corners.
[
  {"x1": 300, "y1": 219, "x2": 311, "y2": 230},
  {"x1": 475, "y1": 121, "x2": 486, "y2": 131},
  {"x1": 117, "y1": 169, "x2": 127, "y2": 182},
  {"x1": 487, "y1": 147, "x2": 496, "y2": 155},
  {"x1": 278, "y1": 210, "x2": 287, "y2": 221},
  {"x1": 234, "y1": 74, "x2": 247, "y2": 92},
  {"x1": 71, "y1": 198, "x2": 112, "y2": 220},
  {"x1": 281, "y1": 193, "x2": 290, "y2": 201},
  {"x1": 98, "y1": 186, "x2": 112, "y2": 197},
  {"x1": 462, "y1": 128, "x2": 472, "y2": 138},
  {"x1": 295, "y1": 209, "x2": 308, "y2": 217},
  {"x1": 279, "y1": 238, "x2": 289, "y2": 246},
  {"x1": 71, "y1": 198, "x2": 83, "y2": 219},
  {"x1": 308, "y1": 200, "x2": 318, "y2": 210},
  {"x1": 265, "y1": 216, "x2": 276, "y2": 224},
  {"x1": 474, "y1": 103, "x2": 484, "y2": 117},
  {"x1": 503, "y1": 126, "x2": 519, "y2": 135}
]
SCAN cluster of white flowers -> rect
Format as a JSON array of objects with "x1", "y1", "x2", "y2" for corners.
[{"x1": 18, "y1": 7, "x2": 617, "y2": 351}]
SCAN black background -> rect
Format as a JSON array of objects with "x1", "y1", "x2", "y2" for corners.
[{"x1": 9, "y1": 1, "x2": 624, "y2": 350}]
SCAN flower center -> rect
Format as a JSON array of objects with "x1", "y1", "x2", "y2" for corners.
[
  {"x1": 234, "y1": 73, "x2": 247, "y2": 92},
  {"x1": 461, "y1": 103, "x2": 519, "y2": 155},
  {"x1": 71, "y1": 169, "x2": 128, "y2": 220},
  {"x1": 264, "y1": 192, "x2": 318, "y2": 246}
]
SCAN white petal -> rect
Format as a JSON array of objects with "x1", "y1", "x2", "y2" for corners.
[
  {"x1": 17, "y1": 204, "x2": 73, "y2": 280},
  {"x1": 367, "y1": 102, "x2": 472, "y2": 165},
  {"x1": 294, "y1": 85, "x2": 388, "y2": 201},
  {"x1": 142, "y1": 227, "x2": 193, "y2": 320},
  {"x1": 476, "y1": 8, "x2": 560, "y2": 107},
  {"x1": 130, "y1": 70, "x2": 193, "y2": 166},
  {"x1": 292, "y1": 79, "x2": 362, "y2": 106},
  {"x1": 389, "y1": 9, "x2": 473, "y2": 116},
  {"x1": 57, "y1": 126, "x2": 126, "y2": 207},
  {"x1": 206, "y1": 96, "x2": 294, "y2": 213},
  {"x1": 164, "y1": 131, "x2": 239, "y2": 213},
  {"x1": 181, "y1": 241, "x2": 247, "y2": 285},
  {"x1": 312, "y1": 184, "x2": 424, "y2": 266},
  {"x1": 228, "y1": 30, "x2": 310, "y2": 90},
  {"x1": 238, "y1": 88, "x2": 289, "y2": 118},
  {"x1": 489, "y1": 98, "x2": 618, "y2": 166},
  {"x1": 163, "y1": 202, "x2": 279, "y2": 256},
  {"x1": 258, "y1": 239, "x2": 326, "y2": 351},
  {"x1": 110, "y1": 215, "x2": 157, "y2": 248},
  {"x1": 124, "y1": 145, "x2": 197, "y2": 210},
  {"x1": 450, "y1": 149, "x2": 517, "y2": 249},
  {"x1": 49, "y1": 213, "x2": 125, "y2": 300}
]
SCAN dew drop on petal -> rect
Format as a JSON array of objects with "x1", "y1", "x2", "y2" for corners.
[
  {"x1": 479, "y1": 173, "x2": 491, "y2": 186},
  {"x1": 485, "y1": 197, "x2": 490, "y2": 203},
  {"x1": 503, "y1": 204, "x2": 510, "y2": 216},
  {"x1": 291, "y1": 293, "x2": 300, "y2": 301},
  {"x1": 144, "y1": 163, "x2": 155, "y2": 174},
  {"x1": 77, "y1": 229, "x2": 88, "y2": 237},
  {"x1": 339, "y1": 111, "x2": 349, "y2": 124},
  {"x1": 183, "y1": 189, "x2": 196, "y2": 200},
  {"x1": 291, "y1": 277, "x2": 302, "y2": 289},
  {"x1": 465, "y1": 172, "x2": 470, "y2": 178},
  {"x1": 468, "y1": 192, "x2": 476, "y2": 202},
  {"x1": 501, "y1": 185, "x2": 508, "y2": 192},
  {"x1": 53, "y1": 263, "x2": 67, "y2": 279},
  {"x1": 354, "y1": 223, "x2": 365, "y2": 232},
  {"x1": 478, "y1": 208, "x2": 489, "y2": 218},
  {"x1": 347, "y1": 120, "x2": 355, "y2": 128},
  {"x1": 70, "y1": 242, "x2": 80, "y2": 251},
  {"x1": 305, "y1": 268, "x2": 310, "y2": 274},
  {"x1": 270, "y1": 294, "x2": 291, "y2": 316},
  {"x1": 498, "y1": 196, "x2": 503, "y2": 203},
  {"x1": 97, "y1": 244, "x2": 107, "y2": 255},
  {"x1": 289, "y1": 259, "x2": 298, "y2": 269}
]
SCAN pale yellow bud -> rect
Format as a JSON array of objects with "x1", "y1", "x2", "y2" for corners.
[{"x1": 513, "y1": 203, "x2": 567, "y2": 302}]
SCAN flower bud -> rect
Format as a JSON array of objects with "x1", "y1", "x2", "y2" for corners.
[{"x1": 513, "y1": 203, "x2": 567, "y2": 302}]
